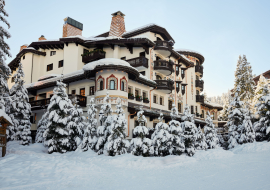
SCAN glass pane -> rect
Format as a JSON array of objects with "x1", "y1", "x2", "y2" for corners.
[{"x1": 110, "y1": 80, "x2": 115, "y2": 90}]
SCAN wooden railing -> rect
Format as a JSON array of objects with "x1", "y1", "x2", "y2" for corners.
[
  {"x1": 155, "y1": 80, "x2": 174, "y2": 91},
  {"x1": 195, "y1": 65, "x2": 203, "y2": 75},
  {"x1": 82, "y1": 51, "x2": 106, "y2": 64},
  {"x1": 195, "y1": 80, "x2": 204, "y2": 89},
  {"x1": 154, "y1": 60, "x2": 173, "y2": 72},
  {"x1": 154, "y1": 40, "x2": 173, "y2": 50},
  {"x1": 196, "y1": 95, "x2": 204, "y2": 103},
  {"x1": 126, "y1": 57, "x2": 148, "y2": 68}
]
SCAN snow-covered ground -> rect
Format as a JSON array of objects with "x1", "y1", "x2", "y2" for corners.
[{"x1": 0, "y1": 142, "x2": 270, "y2": 190}]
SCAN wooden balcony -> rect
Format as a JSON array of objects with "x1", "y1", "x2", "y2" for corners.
[
  {"x1": 195, "y1": 65, "x2": 203, "y2": 77},
  {"x1": 154, "y1": 60, "x2": 173, "y2": 76},
  {"x1": 195, "y1": 80, "x2": 204, "y2": 89},
  {"x1": 126, "y1": 57, "x2": 148, "y2": 68},
  {"x1": 30, "y1": 94, "x2": 87, "y2": 111},
  {"x1": 155, "y1": 80, "x2": 174, "y2": 94},
  {"x1": 82, "y1": 51, "x2": 106, "y2": 64},
  {"x1": 154, "y1": 40, "x2": 173, "y2": 57},
  {"x1": 196, "y1": 95, "x2": 204, "y2": 103}
]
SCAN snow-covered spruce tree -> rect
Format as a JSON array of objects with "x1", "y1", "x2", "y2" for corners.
[
  {"x1": 43, "y1": 80, "x2": 73, "y2": 154},
  {"x1": 253, "y1": 75, "x2": 268, "y2": 116},
  {"x1": 204, "y1": 111, "x2": 219, "y2": 149},
  {"x1": 227, "y1": 86, "x2": 244, "y2": 149},
  {"x1": 9, "y1": 63, "x2": 32, "y2": 145},
  {"x1": 67, "y1": 97, "x2": 85, "y2": 150},
  {"x1": 238, "y1": 110, "x2": 255, "y2": 144},
  {"x1": 95, "y1": 92, "x2": 113, "y2": 155},
  {"x1": 35, "y1": 111, "x2": 49, "y2": 143},
  {"x1": 130, "y1": 107, "x2": 154, "y2": 157},
  {"x1": 105, "y1": 97, "x2": 129, "y2": 156},
  {"x1": 195, "y1": 125, "x2": 207, "y2": 150},
  {"x1": 181, "y1": 105, "x2": 197, "y2": 156},
  {"x1": 0, "y1": 0, "x2": 12, "y2": 140},
  {"x1": 151, "y1": 113, "x2": 171, "y2": 156},
  {"x1": 168, "y1": 103, "x2": 185, "y2": 155},
  {"x1": 81, "y1": 98, "x2": 98, "y2": 151},
  {"x1": 254, "y1": 84, "x2": 270, "y2": 141},
  {"x1": 218, "y1": 91, "x2": 231, "y2": 121}
]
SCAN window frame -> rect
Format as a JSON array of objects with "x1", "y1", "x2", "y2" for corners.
[
  {"x1": 50, "y1": 51, "x2": 56, "y2": 56},
  {"x1": 47, "y1": 63, "x2": 53, "y2": 71},
  {"x1": 58, "y1": 60, "x2": 64, "y2": 68}
]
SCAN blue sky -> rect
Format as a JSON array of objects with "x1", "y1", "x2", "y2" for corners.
[{"x1": 4, "y1": 0, "x2": 270, "y2": 97}]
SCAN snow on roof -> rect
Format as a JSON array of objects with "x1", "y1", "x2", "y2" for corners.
[
  {"x1": 83, "y1": 58, "x2": 132, "y2": 71},
  {"x1": 24, "y1": 47, "x2": 36, "y2": 50},
  {"x1": 38, "y1": 74, "x2": 61, "y2": 81},
  {"x1": 123, "y1": 23, "x2": 160, "y2": 35},
  {"x1": 33, "y1": 39, "x2": 60, "y2": 43},
  {"x1": 0, "y1": 109, "x2": 13, "y2": 125},
  {"x1": 203, "y1": 101, "x2": 223, "y2": 109},
  {"x1": 139, "y1": 73, "x2": 156, "y2": 84},
  {"x1": 174, "y1": 48, "x2": 203, "y2": 56}
]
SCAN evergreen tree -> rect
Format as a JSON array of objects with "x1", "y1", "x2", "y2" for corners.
[
  {"x1": 227, "y1": 86, "x2": 244, "y2": 149},
  {"x1": 218, "y1": 91, "x2": 231, "y2": 121},
  {"x1": 130, "y1": 107, "x2": 154, "y2": 157},
  {"x1": 105, "y1": 97, "x2": 129, "y2": 156},
  {"x1": 253, "y1": 75, "x2": 268, "y2": 115},
  {"x1": 35, "y1": 111, "x2": 49, "y2": 143},
  {"x1": 181, "y1": 105, "x2": 197, "y2": 156},
  {"x1": 43, "y1": 80, "x2": 73, "y2": 154},
  {"x1": 254, "y1": 84, "x2": 270, "y2": 141},
  {"x1": 95, "y1": 92, "x2": 113, "y2": 155},
  {"x1": 238, "y1": 110, "x2": 255, "y2": 144},
  {"x1": 204, "y1": 111, "x2": 219, "y2": 149},
  {"x1": 67, "y1": 97, "x2": 85, "y2": 150},
  {"x1": 168, "y1": 103, "x2": 185, "y2": 155},
  {"x1": 195, "y1": 126, "x2": 207, "y2": 150},
  {"x1": 81, "y1": 98, "x2": 98, "y2": 151},
  {"x1": 9, "y1": 63, "x2": 32, "y2": 145},
  {"x1": 151, "y1": 113, "x2": 171, "y2": 156}
]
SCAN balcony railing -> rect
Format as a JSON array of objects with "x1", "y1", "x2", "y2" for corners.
[
  {"x1": 155, "y1": 80, "x2": 174, "y2": 93},
  {"x1": 154, "y1": 40, "x2": 173, "y2": 51},
  {"x1": 195, "y1": 80, "x2": 204, "y2": 89},
  {"x1": 126, "y1": 57, "x2": 148, "y2": 68},
  {"x1": 82, "y1": 51, "x2": 106, "y2": 64},
  {"x1": 30, "y1": 94, "x2": 87, "y2": 110},
  {"x1": 196, "y1": 95, "x2": 204, "y2": 103},
  {"x1": 154, "y1": 60, "x2": 173, "y2": 75},
  {"x1": 195, "y1": 65, "x2": 203, "y2": 76}
]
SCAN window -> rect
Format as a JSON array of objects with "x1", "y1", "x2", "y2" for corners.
[
  {"x1": 58, "y1": 60, "x2": 64, "y2": 68},
  {"x1": 23, "y1": 55, "x2": 25, "y2": 60},
  {"x1": 29, "y1": 97, "x2": 34, "y2": 102},
  {"x1": 178, "y1": 103, "x2": 181, "y2": 113},
  {"x1": 47, "y1": 64, "x2": 53, "y2": 71},
  {"x1": 176, "y1": 83, "x2": 179, "y2": 88},
  {"x1": 176, "y1": 66, "x2": 178, "y2": 71},
  {"x1": 30, "y1": 116, "x2": 35, "y2": 124},
  {"x1": 110, "y1": 80, "x2": 115, "y2": 90},
  {"x1": 212, "y1": 113, "x2": 215, "y2": 120},
  {"x1": 153, "y1": 95, "x2": 157, "y2": 103},
  {"x1": 89, "y1": 86, "x2": 95, "y2": 95},
  {"x1": 50, "y1": 51, "x2": 56, "y2": 56},
  {"x1": 195, "y1": 106, "x2": 197, "y2": 113},
  {"x1": 80, "y1": 88, "x2": 85, "y2": 96},
  {"x1": 128, "y1": 87, "x2": 132, "y2": 94},
  {"x1": 121, "y1": 57, "x2": 126, "y2": 60},
  {"x1": 160, "y1": 97, "x2": 163, "y2": 105},
  {"x1": 71, "y1": 90, "x2": 76, "y2": 95},
  {"x1": 202, "y1": 110, "x2": 204, "y2": 118},
  {"x1": 140, "y1": 71, "x2": 145, "y2": 76},
  {"x1": 100, "y1": 80, "x2": 104, "y2": 90},
  {"x1": 191, "y1": 106, "x2": 194, "y2": 114},
  {"x1": 181, "y1": 69, "x2": 184, "y2": 74},
  {"x1": 182, "y1": 85, "x2": 185, "y2": 91},
  {"x1": 143, "y1": 92, "x2": 146, "y2": 99},
  {"x1": 11, "y1": 77, "x2": 15, "y2": 83},
  {"x1": 135, "y1": 89, "x2": 139, "y2": 97},
  {"x1": 121, "y1": 81, "x2": 125, "y2": 91},
  {"x1": 139, "y1": 52, "x2": 145, "y2": 57},
  {"x1": 168, "y1": 100, "x2": 173, "y2": 110}
]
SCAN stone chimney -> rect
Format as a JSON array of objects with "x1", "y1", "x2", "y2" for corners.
[
  {"x1": 38, "y1": 35, "x2": 46, "y2": 41},
  {"x1": 20, "y1": 44, "x2": 28, "y2": 52},
  {"x1": 63, "y1": 17, "x2": 83, "y2": 37},
  {"x1": 108, "y1": 11, "x2": 126, "y2": 37}
]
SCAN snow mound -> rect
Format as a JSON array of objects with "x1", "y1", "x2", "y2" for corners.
[
  {"x1": 231, "y1": 141, "x2": 270, "y2": 154},
  {"x1": 194, "y1": 147, "x2": 234, "y2": 160},
  {"x1": 83, "y1": 58, "x2": 133, "y2": 71}
]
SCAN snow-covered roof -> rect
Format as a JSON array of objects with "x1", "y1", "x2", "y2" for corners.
[
  {"x1": 174, "y1": 48, "x2": 202, "y2": 55},
  {"x1": 123, "y1": 23, "x2": 159, "y2": 35},
  {"x1": 203, "y1": 101, "x2": 223, "y2": 110},
  {"x1": 38, "y1": 74, "x2": 61, "y2": 81},
  {"x1": 0, "y1": 110, "x2": 13, "y2": 125},
  {"x1": 83, "y1": 58, "x2": 132, "y2": 71}
]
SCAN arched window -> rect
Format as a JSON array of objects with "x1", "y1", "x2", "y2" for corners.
[
  {"x1": 121, "y1": 81, "x2": 125, "y2": 91},
  {"x1": 100, "y1": 81, "x2": 103, "y2": 90},
  {"x1": 96, "y1": 75, "x2": 104, "y2": 91},
  {"x1": 110, "y1": 80, "x2": 115, "y2": 90},
  {"x1": 120, "y1": 76, "x2": 127, "y2": 92}
]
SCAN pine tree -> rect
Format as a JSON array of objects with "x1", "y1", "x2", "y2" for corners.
[
  {"x1": 95, "y1": 92, "x2": 113, "y2": 155},
  {"x1": 227, "y1": 86, "x2": 244, "y2": 149},
  {"x1": 105, "y1": 97, "x2": 129, "y2": 156},
  {"x1": 35, "y1": 111, "x2": 49, "y2": 143},
  {"x1": 218, "y1": 91, "x2": 231, "y2": 121},
  {"x1": 81, "y1": 98, "x2": 98, "y2": 151},
  {"x1": 238, "y1": 110, "x2": 255, "y2": 144},
  {"x1": 43, "y1": 80, "x2": 73, "y2": 154},
  {"x1": 204, "y1": 111, "x2": 219, "y2": 149},
  {"x1": 67, "y1": 97, "x2": 85, "y2": 150},
  {"x1": 151, "y1": 113, "x2": 171, "y2": 156},
  {"x1": 130, "y1": 107, "x2": 154, "y2": 157},
  {"x1": 168, "y1": 103, "x2": 185, "y2": 155},
  {"x1": 9, "y1": 63, "x2": 32, "y2": 145},
  {"x1": 254, "y1": 84, "x2": 270, "y2": 141},
  {"x1": 195, "y1": 126, "x2": 207, "y2": 150},
  {"x1": 253, "y1": 75, "x2": 268, "y2": 115},
  {"x1": 181, "y1": 105, "x2": 197, "y2": 156}
]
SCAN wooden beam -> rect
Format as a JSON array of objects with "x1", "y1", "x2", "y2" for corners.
[
  {"x1": 124, "y1": 43, "x2": 133, "y2": 54},
  {"x1": 141, "y1": 43, "x2": 149, "y2": 54},
  {"x1": 108, "y1": 44, "x2": 114, "y2": 50},
  {"x1": 65, "y1": 42, "x2": 68, "y2": 46}
]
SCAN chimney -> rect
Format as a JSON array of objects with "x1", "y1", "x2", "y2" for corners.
[
  {"x1": 20, "y1": 44, "x2": 28, "y2": 52},
  {"x1": 109, "y1": 11, "x2": 126, "y2": 37},
  {"x1": 63, "y1": 17, "x2": 83, "y2": 37},
  {"x1": 38, "y1": 35, "x2": 46, "y2": 41}
]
